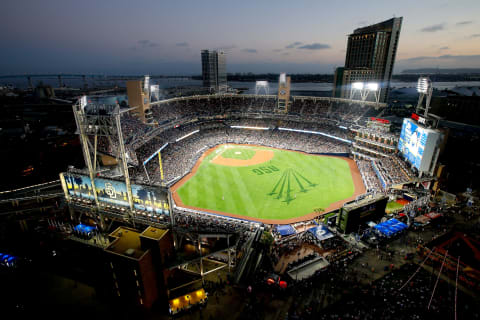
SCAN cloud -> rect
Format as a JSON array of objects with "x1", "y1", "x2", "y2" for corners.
[
  {"x1": 138, "y1": 40, "x2": 158, "y2": 48},
  {"x1": 456, "y1": 21, "x2": 473, "y2": 26},
  {"x1": 176, "y1": 42, "x2": 189, "y2": 47},
  {"x1": 470, "y1": 34, "x2": 480, "y2": 38},
  {"x1": 273, "y1": 49, "x2": 283, "y2": 52},
  {"x1": 241, "y1": 48, "x2": 257, "y2": 53},
  {"x1": 420, "y1": 23, "x2": 446, "y2": 32},
  {"x1": 400, "y1": 54, "x2": 480, "y2": 63},
  {"x1": 298, "y1": 43, "x2": 331, "y2": 50},
  {"x1": 129, "y1": 40, "x2": 159, "y2": 50},
  {"x1": 213, "y1": 45, "x2": 237, "y2": 51},
  {"x1": 357, "y1": 21, "x2": 368, "y2": 26},
  {"x1": 439, "y1": 46, "x2": 449, "y2": 50},
  {"x1": 285, "y1": 42, "x2": 302, "y2": 49},
  {"x1": 395, "y1": 54, "x2": 480, "y2": 72}
]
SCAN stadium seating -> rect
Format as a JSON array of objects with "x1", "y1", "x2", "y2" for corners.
[{"x1": 87, "y1": 95, "x2": 413, "y2": 192}]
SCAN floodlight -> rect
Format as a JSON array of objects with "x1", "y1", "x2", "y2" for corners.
[
  {"x1": 417, "y1": 77, "x2": 430, "y2": 94},
  {"x1": 255, "y1": 80, "x2": 270, "y2": 95},
  {"x1": 256, "y1": 81, "x2": 268, "y2": 87},
  {"x1": 352, "y1": 82, "x2": 364, "y2": 90},
  {"x1": 79, "y1": 95, "x2": 88, "y2": 109},
  {"x1": 366, "y1": 82, "x2": 379, "y2": 91},
  {"x1": 416, "y1": 76, "x2": 433, "y2": 117},
  {"x1": 144, "y1": 75, "x2": 150, "y2": 92}
]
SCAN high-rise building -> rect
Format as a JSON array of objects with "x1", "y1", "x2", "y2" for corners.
[
  {"x1": 333, "y1": 17, "x2": 402, "y2": 102},
  {"x1": 201, "y1": 50, "x2": 227, "y2": 93}
]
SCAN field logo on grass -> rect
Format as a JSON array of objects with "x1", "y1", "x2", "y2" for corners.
[{"x1": 268, "y1": 168, "x2": 317, "y2": 204}]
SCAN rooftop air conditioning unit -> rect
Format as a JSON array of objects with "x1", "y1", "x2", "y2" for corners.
[{"x1": 124, "y1": 248, "x2": 135, "y2": 256}]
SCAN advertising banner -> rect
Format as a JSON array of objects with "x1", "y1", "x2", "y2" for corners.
[{"x1": 62, "y1": 173, "x2": 169, "y2": 215}]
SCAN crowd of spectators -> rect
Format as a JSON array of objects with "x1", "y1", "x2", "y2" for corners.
[
  {"x1": 86, "y1": 95, "x2": 417, "y2": 197},
  {"x1": 289, "y1": 99, "x2": 331, "y2": 117},
  {"x1": 173, "y1": 208, "x2": 258, "y2": 234},
  {"x1": 89, "y1": 95, "x2": 379, "y2": 172},
  {"x1": 329, "y1": 100, "x2": 372, "y2": 123},
  {"x1": 310, "y1": 263, "x2": 477, "y2": 320},
  {"x1": 120, "y1": 111, "x2": 156, "y2": 149},
  {"x1": 351, "y1": 126, "x2": 399, "y2": 144},
  {"x1": 127, "y1": 117, "x2": 352, "y2": 183},
  {"x1": 374, "y1": 157, "x2": 412, "y2": 187},
  {"x1": 149, "y1": 95, "x2": 371, "y2": 125},
  {"x1": 356, "y1": 160, "x2": 383, "y2": 193}
]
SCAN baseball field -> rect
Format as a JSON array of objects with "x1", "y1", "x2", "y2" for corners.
[{"x1": 171, "y1": 144, "x2": 365, "y2": 224}]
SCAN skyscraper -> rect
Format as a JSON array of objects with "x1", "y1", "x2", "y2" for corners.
[
  {"x1": 201, "y1": 50, "x2": 227, "y2": 93},
  {"x1": 333, "y1": 17, "x2": 402, "y2": 102}
]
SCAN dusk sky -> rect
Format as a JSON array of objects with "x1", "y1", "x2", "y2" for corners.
[{"x1": 2, "y1": 0, "x2": 479, "y2": 75}]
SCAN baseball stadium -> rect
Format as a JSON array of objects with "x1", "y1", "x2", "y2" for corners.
[
  {"x1": 56, "y1": 74, "x2": 451, "y2": 314},
  {"x1": 63, "y1": 76, "x2": 421, "y2": 227}
]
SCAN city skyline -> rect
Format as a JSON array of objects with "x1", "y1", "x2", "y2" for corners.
[{"x1": 1, "y1": 0, "x2": 480, "y2": 75}]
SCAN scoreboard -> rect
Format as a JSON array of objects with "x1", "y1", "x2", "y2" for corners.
[
  {"x1": 337, "y1": 195, "x2": 388, "y2": 234},
  {"x1": 398, "y1": 118, "x2": 442, "y2": 173}
]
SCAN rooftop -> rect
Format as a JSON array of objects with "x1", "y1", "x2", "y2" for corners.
[
  {"x1": 141, "y1": 226, "x2": 168, "y2": 241},
  {"x1": 343, "y1": 193, "x2": 387, "y2": 210},
  {"x1": 106, "y1": 226, "x2": 146, "y2": 260}
]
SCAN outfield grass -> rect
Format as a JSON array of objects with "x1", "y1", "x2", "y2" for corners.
[
  {"x1": 386, "y1": 201, "x2": 404, "y2": 213},
  {"x1": 176, "y1": 145, "x2": 355, "y2": 221}
]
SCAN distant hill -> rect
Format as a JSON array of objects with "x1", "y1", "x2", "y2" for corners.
[{"x1": 401, "y1": 68, "x2": 480, "y2": 74}]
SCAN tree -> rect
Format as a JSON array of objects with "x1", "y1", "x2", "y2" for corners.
[{"x1": 260, "y1": 231, "x2": 274, "y2": 250}]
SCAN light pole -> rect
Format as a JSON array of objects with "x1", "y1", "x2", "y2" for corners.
[
  {"x1": 349, "y1": 82, "x2": 380, "y2": 104},
  {"x1": 416, "y1": 77, "x2": 433, "y2": 117}
]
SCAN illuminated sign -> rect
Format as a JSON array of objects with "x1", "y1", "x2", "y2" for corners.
[
  {"x1": 278, "y1": 127, "x2": 352, "y2": 144},
  {"x1": 398, "y1": 118, "x2": 428, "y2": 169},
  {"x1": 230, "y1": 126, "x2": 269, "y2": 130},
  {"x1": 411, "y1": 113, "x2": 426, "y2": 124},
  {"x1": 370, "y1": 117, "x2": 390, "y2": 124},
  {"x1": 398, "y1": 118, "x2": 442, "y2": 172},
  {"x1": 175, "y1": 130, "x2": 199, "y2": 142},
  {"x1": 61, "y1": 173, "x2": 170, "y2": 215},
  {"x1": 143, "y1": 143, "x2": 169, "y2": 166}
]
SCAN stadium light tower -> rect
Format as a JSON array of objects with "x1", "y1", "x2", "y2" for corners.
[
  {"x1": 144, "y1": 75, "x2": 150, "y2": 94},
  {"x1": 150, "y1": 85, "x2": 160, "y2": 102},
  {"x1": 350, "y1": 82, "x2": 380, "y2": 103},
  {"x1": 416, "y1": 77, "x2": 433, "y2": 117},
  {"x1": 349, "y1": 82, "x2": 365, "y2": 100},
  {"x1": 366, "y1": 82, "x2": 380, "y2": 104},
  {"x1": 255, "y1": 81, "x2": 269, "y2": 95}
]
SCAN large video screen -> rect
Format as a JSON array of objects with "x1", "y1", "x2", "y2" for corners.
[
  {"x1": 397, "y1": 118, "x2": 428, "y2": 170},
  {"x1": 62, "y1": 173, "x2": 169, "y2": 215},
  {"x1": 338, "y1": 196, "x2": 388, "y2": 233},
  {"x1": 398, "y1": 118, "x2": 442, "y2": 172}
]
